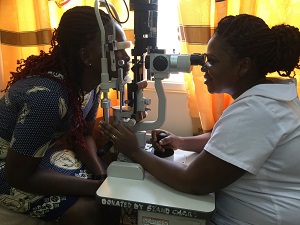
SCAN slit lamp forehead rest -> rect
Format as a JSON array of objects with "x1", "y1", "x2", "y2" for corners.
[{"x1": 105, "y1": 41, "x2": 132, "y2": 52}]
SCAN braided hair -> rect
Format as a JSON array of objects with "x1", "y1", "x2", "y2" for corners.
[
  {"x1": 4, "y1": 6, "x2": 112, "y2": 150},
  {"x1": 215, "y1": 14, "x2": 300, "y2": 77}
]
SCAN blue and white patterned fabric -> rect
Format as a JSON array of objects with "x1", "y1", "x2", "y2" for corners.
[{"x1": 0, "y1": 75, "x2": 101, "y2": 220}]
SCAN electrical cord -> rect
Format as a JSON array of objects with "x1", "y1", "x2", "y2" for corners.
[{"x1": 104, "y1": 0, "x2": 129, "y2": 24}]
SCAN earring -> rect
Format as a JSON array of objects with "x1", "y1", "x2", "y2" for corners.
[{"x1": 89, "y1": 63, "x2": 92, "y2": 66}]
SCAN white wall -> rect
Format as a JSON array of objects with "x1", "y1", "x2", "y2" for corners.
[{"x1": 143, "y1": 87, "x2": 193, "y2": 137}]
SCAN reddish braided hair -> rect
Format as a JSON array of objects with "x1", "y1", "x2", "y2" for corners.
[{"x1": 4, "y1": 6, "x2": 112, "y2": 151}]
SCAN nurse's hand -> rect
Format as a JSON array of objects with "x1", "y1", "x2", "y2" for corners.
[{"x1": 151, "y1": 129, "x2": 182, "y2": 152}]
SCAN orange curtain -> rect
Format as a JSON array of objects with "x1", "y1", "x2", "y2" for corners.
[
  {"x1": 178, "y1": 0, "x2": 300, "y2": 135},
  {"x1": 0, "y1": 0, "x2": 51, "y2": 96}
]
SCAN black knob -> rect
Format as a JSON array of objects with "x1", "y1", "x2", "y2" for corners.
[
  {"x1": 154, "y1": 133, "x2": 174, "y2": 158},
  {"x1": 153, "y1": 55, "x2": 168, "y2": 71}
]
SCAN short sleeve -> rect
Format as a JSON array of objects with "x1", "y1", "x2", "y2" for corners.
[
  {"x1": 204, "y1": 96, "x2": 284, "y2": 174},
  {"x1": 11, "y1": 84, "x2": 68, "y2": 158}
]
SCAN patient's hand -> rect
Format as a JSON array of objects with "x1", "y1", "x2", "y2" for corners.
[{"x1": 99, "y1": 121, "x2": 141, "y2": 159}]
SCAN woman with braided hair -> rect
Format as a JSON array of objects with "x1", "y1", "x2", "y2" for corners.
[
  {"x1": 100, "y1": 14, "x2": 300, "y2": 224},
  {"x1": 0, "y1": 6, "x2": 130, "y2": 225}
]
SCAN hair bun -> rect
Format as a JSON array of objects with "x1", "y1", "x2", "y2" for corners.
[{"x1": 271, "y1": 24, "x2": 300, "y2": 74}]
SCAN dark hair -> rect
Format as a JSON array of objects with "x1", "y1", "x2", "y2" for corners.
[
  {"x1": 215, "y1": 14, "x2": 300, "y2": 77},
  {"x1": 4, "y1": 6, "x2": 112, "y2": 150}
]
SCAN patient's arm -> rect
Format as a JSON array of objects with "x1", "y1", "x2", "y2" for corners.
[
  {"x1": 5, "y1": 149, "x2": 101, "y2": 196},
  {"x1": 70, "y1": 120, "x2": 107, "y2": 178}
]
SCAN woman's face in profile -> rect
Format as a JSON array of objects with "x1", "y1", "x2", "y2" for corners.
[
  {"x1": 202, "y1": 35, "x2": 241, "y2": 97},
  {"x1": 83, "y1": 21, "x2": 131, "y2": 82}
]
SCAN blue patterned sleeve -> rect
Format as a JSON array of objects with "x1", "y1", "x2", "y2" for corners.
[{"x1": 11, "y1": 83, "x2": 68, "y2": 158}]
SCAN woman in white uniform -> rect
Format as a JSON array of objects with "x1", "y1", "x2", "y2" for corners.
[{"x1": 100, "y1": 14, "x2": 300, "y2": 225}]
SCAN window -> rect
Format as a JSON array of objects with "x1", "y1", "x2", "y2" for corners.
[
  {"x1": 157, "y1": 0, "x2": 180, "y2": 54},
  {"x1": 156, "y1": 0, "x2": 185, "y2": 85}
]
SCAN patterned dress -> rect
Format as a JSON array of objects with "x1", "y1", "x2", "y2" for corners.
[{"x1": 0, "y1": 75, "x2": 101, "y2": 220}]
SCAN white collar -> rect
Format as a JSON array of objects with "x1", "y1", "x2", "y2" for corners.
[{"x1": 235, "y1": 78, "x2": 298, "y2": 102}]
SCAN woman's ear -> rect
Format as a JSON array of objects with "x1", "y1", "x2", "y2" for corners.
[
  {"x1": 79, "y1": 48, "x2": 92, "y2": 67},
  {"x1": 237, "y1": 57, "x2": 252, "y2": 78}
]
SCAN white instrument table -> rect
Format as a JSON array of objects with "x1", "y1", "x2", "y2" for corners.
[{"x1": 96, "y1": 150, "x2": 215, "y2": 223}]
